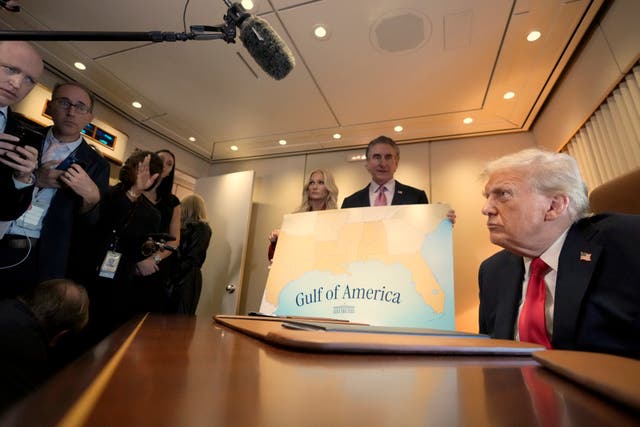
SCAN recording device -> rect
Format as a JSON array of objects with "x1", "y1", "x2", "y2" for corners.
[
  {"x1": 0, "y1": 1, "x2": 296, "y2": 80},
  {"x1": 1, "y1": 114, "x2": 45, "y2": 163},
  {"x1": 222, "y1": 2, "x2": 295, "y2": 80},
  {"x1": 55, "y1": 155, "x2": 87, "y2": 171},
  {"x1": 141, "y1": 233, "x2": 178, "y2": 257},
  {"x1": 2, "y1": 113, "x2": 46, "y2": 149}
]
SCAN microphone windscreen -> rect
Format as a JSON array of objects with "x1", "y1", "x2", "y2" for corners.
[{"x1": 239, "y1": 15, "x2": 295, "y2": 80}]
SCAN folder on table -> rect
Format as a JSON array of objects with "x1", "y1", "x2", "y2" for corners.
[
  {"x1": 214, "y1": 315, "x2": 543, "y2": 356},
  {"x1": 533, "y1": 350, "x2": 640, "y2": 410}
]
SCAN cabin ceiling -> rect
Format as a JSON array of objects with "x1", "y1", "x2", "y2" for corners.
[{"x1": 1, "y1": 0, "x2": 605, "y2": 162}]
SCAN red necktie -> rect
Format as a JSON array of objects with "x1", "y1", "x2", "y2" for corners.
[
  {"x1": 518, "y1": 257, "x2": 552, "y2": 348},
  {"x1": 374, "y1": 185, "x2": 387, "y2": 206},
  {"x1": 522, "y1": 367, "x2": 561, "y2": 427}
]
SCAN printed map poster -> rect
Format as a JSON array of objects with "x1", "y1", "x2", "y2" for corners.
[{"x1": 260, "y1": 204, "x2": 454, "y2": 329}]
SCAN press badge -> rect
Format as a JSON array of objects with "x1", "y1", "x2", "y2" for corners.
[
  {"x1": 98, "y1": 250, "x2": 122, "y2": 279},
  {"x1": 15, "y1": 202, "x2": 46, "y2": 230}
]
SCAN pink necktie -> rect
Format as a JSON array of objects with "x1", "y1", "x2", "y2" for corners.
[
  {"x1": 518, "y1": 258, "x2": 552, "y2": 348},
  {"x1": 374, "y1": 185, "x2": 387, "y2": 206}
]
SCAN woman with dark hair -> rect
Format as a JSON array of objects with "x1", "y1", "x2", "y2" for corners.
[
  {"x1": 139, "y1": 149, "x2": 181, "y2": 310},
  {"x1": 86, "y1": 150, "x2": 164, "y2": 341}
]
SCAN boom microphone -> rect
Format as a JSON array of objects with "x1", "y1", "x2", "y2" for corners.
[
  {"x1": 225, "y1": 3, "x2": 295, "y2": 80},
  {"x1": 0, "y1": 1, "x2": 295, "y2": 80}
]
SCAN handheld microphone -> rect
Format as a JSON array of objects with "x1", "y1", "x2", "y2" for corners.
[{"x1": 225, "y1": 3, "x2": 295, "y2": 80}]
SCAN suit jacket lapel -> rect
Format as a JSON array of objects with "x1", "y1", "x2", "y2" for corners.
[
  {"x1": 494, "y1": 253, "x2": 524, "y2": 339},
  {"x1": 358, "y1": 184, "x2": 371, "y2": 206},
  {"x1": 391, "y1": 181, "x2": 404, "y2": 205},
  {"x1": 552, "y1": 222, "x2": 602, "y2": 347}
]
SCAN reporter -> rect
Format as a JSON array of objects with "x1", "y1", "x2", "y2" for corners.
[
  {"x1": 0, "y1": 41, "x2": 43, "y2": 223},
  {"x1": 84, "y1": 150, "x2": 163, "y2": 342},
  {"x1": 172, "y1": 194, "x2": 212, "y2": 315}
]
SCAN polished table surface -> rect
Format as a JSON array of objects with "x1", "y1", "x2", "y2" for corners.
[{"x1": 2, "y1": 314, "x2": 639, "y2": 427}]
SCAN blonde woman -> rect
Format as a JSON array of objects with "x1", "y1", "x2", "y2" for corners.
[
  {"x1": 268, "y1": 169, "x2": 338, "y2": 263},
  {"x1": 173, "y1": 194, "x2": 212, "y2": 314}
]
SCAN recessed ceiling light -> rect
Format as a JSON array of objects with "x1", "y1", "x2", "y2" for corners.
[
  {"x1": 332, "y1": 133, "x2": 342, "y2": 140},
  {"x1": 394, "y1": 125, "x2": 404, "y2": 133},
  {"x1": 463, "y1": 117, "x2": 473, "y2": 124},
  {"x1": 74, "y1": 62, "x2": 86, "y2": 71},
  {"x1": 132, "y1": 101, "x2": 142, "y2": 109},
  {"x1": 241, "y1": 0, "x2": 254, "y2": 10},
  {"x1": 188, "y1": 136, "x2": 196, "y2": 142},
  {"x1": 347, "y1": 153, "x2": 367, "y2": 162},
  {"x1": 278, "y1": 139, "x2": 287, "y2": 146},
  {"x1": 313, "y1": 25, "x2": 329, "y2": 39},
  {"x1": 527, "y1": 31, "x2": 541, "y2": 42},
  {"x1": 503, "y1": 91, "x2": 515, "y2": 100},
  {"x1": 230, "y1": 145, "x2": 239, "y2": 151}
]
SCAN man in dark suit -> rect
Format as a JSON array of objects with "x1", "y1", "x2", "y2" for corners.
[
  {"x1": 0, "y1": 82, "x2": 110, "y2": 297},
  {"x1": 478, "y1": 148, "x2": 640, "y2": 358},
  {"x1": 341, "y1": 135, "x2": 430, "y2": 208},
  {"x1": 0, "y1": 41, "x2": 43, "y2": 222},
  {"x1": 341, "y1": 136, "x2": 456, "y2": 223}
]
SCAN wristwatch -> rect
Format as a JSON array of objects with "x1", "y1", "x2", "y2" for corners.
[{"x1": 153, "y1": 254, "x2": 162, "y2": 265}]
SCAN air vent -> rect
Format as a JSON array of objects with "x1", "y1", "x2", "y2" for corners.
[{"x1": 371, "y1": 9, "x2": 431, "y2": 54}]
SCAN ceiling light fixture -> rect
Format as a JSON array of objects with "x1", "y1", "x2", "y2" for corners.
[
  {"x1": 463, "y1": 117, "x2": 473, "y2": 124},
  {"x1": 132, "y1": 101, "x2": 142, "y2": 109},
  {"x1": 313, "y1": 25, "x2": 329, "y2": 39},
  {"x1": 189, "y1": 136, "x2": 196, "y2": 142},
  {"x1": 347, "y1": 153, "x2": 367, "y2": 162},
  {"x1": 241, "y1": 0, "x2": 254, "y2": 10},
  {"x1": 332, "y1": 133, "x2": 342, "y2": 140},
  {"x1": 394, "y1": 125, "x2": 403, "y2": 132},
  {"x1": 527, "y1": 31, "x2": 541, "y2": 42},
  {"x1": 503, "y1": 91, "x2": 515, "y2": 100},
  {"x1": 278, "y1": 139, "x2": 287, "y2": 145},
  {"x1": 74, "y1": 62, "x2": 86, "y2": 70},
  {"x1": 230, "y1": 145, "x2": 239, "y2": 151}
]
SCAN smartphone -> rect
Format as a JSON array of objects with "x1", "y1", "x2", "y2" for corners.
[
  {"x1": 3, "y1": 113, "x2": 46, "y2": 149},
  {"x1": 56, "y1": 155, "x2": 87, "y2": 171}
]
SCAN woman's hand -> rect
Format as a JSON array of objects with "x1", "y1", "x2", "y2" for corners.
[
  {"x1": 136, "y1": 257, "x2": 159, "y2": 276},
  {"x1": 132, "y1": 154, "x2": 159, "y2": 194},
  {"x1": 268, "y1": 229, "x2": 280, "y2": 243}
]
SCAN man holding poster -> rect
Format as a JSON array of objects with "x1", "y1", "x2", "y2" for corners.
[{"x1": 341, "y1": 135, "x2": 456, "y2": 225}]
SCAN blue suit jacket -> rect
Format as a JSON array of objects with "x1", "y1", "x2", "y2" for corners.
[
  {"x1": 478, "y1": 213, "x2": 640, "y2": 358},
  {"x1": 341, "y1": 181, "x2": 428, "y2": 208}
]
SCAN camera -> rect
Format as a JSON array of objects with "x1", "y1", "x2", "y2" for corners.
[{"x1": 141, "y1": 233, "x2": 178, "y2": 257}]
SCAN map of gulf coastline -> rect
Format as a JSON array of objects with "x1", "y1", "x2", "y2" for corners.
[{"x1": 260, "y1": 204, "x2": 455, "y2": 329}]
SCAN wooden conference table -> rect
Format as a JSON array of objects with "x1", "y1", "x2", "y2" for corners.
[{"x1": 2, "y1": 314, "x2": 638, "y2": 427}]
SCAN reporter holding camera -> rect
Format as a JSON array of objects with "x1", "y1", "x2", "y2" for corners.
[{"x1": 83, "y1": 151, "x2": 164, "y2": 344}]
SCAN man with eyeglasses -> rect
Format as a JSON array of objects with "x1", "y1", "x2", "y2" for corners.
[
  {"x1": 0, "y1": 41, "x2": 43, "y2": 222},
  {"x1": 0, "y1": 81, "x2": 109, "y2": 298}
]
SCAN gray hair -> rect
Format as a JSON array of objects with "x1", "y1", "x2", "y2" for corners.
[{"x1": 482, "y1": 148, "x2": 589, "y2": 221}]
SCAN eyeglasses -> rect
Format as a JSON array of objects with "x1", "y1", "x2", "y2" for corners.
[{"x1": 52, "y1": 98, "x2": 92, "y2": 114}]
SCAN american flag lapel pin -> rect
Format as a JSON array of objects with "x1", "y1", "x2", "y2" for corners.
[{"x1": 579, "y1": 251, "x2": 592, "y2": 262}]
